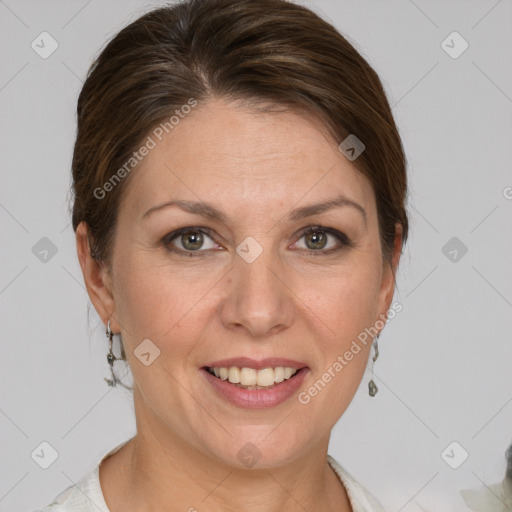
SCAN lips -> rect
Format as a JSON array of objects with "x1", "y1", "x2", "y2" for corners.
[
  {"x1": 201, "y1": 365, "x2": 309, "y2": 409},
  {"x1": 203, "y1": 357, "x2": 308, "y2": 370}
]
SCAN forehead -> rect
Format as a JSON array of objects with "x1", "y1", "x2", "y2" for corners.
[{"x1": 122, "y1": 97, "x2": 373, "y2": 219}]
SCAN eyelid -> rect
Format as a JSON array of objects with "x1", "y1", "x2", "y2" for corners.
[
  {"x1": 162, "y1": 226, "x2": 220, "y2": 251},
  {"x1": 162, "y1": 224, "x2": 351, "y2": 256},
  {"x1": 292, "y1": 225, "x2": 351, "y2": 252}
]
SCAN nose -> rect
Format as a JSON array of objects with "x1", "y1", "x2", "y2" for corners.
[{"x1": 219, "y1": 241, "x2": 295, "y2": 339}]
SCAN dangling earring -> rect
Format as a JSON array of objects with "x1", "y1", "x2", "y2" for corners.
[
  {"x1": 104, "y1": 319, "x2": 119, "y2": 387},
  {"x1": 368, "y1": 333, "x2": 380, "y2": 397},
  {"x1": 104, "y1": 319, "x2": 131, "y2": 390}
]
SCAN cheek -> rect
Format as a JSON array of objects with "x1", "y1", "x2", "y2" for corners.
[
  {"x1": 302, "y1": 260, "x2": 382, "y2": 339},
  {"x1": 112, "y1": 251, "x2": 171, "y2": 339},
  {"x1": 112, "y1": 249, "x2": 213, "y2": 354},
  {"x1": 112, "y1": 234, "x2": 383, "y2": 357},
  {"x1": 296, "y1": 267, "x2": 380, "y2": 416}
]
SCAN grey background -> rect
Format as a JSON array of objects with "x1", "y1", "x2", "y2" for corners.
[{"x1": 1, "y1": 0, "x2": 511, "y2": 511}]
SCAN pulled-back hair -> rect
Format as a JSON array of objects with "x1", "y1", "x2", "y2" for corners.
[{"x1": 71, "y1": 0, "x2": 408, "y2": 268}]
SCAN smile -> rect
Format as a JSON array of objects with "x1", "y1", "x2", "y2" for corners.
[
  {"x1": 201, "y1": 365, "x2": 309, "y2": 409},
  {"x1": 206, "y1": 365, "x2": 299, "y2": 389}
]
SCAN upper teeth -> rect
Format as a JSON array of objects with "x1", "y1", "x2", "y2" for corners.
[{"x1": 209, "y1": 366, "x2": 299, "y2": 386}]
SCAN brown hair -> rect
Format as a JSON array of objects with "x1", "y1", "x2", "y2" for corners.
[{"x1": 71, "y1": 0, "x2": 408, "y2": 269}]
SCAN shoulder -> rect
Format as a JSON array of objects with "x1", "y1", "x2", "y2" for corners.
[
  {"x1": 327, "y1": 454, "x2": 386, "y2": 512},
  {"x1": 29, "y1": 467, "x2": 107, "y2": 512},
  {"x1": 30, "y1": 439, "x2": 131, "y2": 512}
]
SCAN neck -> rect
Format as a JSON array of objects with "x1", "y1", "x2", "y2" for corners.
[{"x1": 100, "y1": 393, "x2": 352, "y2": 512}]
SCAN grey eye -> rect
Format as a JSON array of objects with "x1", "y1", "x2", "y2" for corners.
[{"x1": 167, "y1": 229, "x2": 218, "y2": 252}]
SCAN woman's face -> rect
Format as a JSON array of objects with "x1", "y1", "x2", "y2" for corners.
[{"x1": 87, "y1": 97, "x2": 399, "y2": 468}]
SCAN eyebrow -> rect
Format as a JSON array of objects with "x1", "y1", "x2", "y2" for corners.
[{"x1": 142, "y1": 194, "x2": 367, "y2": 226}]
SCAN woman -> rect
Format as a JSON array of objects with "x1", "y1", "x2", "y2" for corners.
[{"x1": 35, "y1": 0, "x2": 408, "y2": 510}]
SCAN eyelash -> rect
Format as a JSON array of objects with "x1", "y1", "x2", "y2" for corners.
[{"x1": 161, "y1": 225, "x2": 352, "y2": 257}]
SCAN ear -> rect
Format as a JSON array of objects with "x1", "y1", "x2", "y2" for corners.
[
  {"x1": 376, "y1": 223, "x2": 403, "y2": 325},
  {"x1": 76, "y1": 221, "x2": 120, "y2": 332}
]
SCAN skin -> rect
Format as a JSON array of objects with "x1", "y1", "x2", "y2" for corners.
[{"x1": 76, "y1": 96, "x2": 402, "y2": 512}]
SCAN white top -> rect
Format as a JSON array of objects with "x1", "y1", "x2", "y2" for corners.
[{"x1": 33, "y1": 440, "x2": 385, "y2": 512}]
